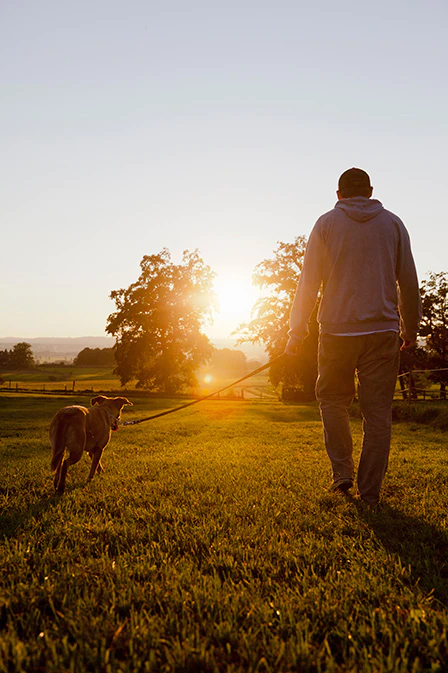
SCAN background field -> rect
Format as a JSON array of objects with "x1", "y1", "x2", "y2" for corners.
[
  {"x1": 1, "y1": 393, "x2": 448, "y2": 672},
  {"x1": 0, "y1": 366, "x2": 276, "y2": 400}
]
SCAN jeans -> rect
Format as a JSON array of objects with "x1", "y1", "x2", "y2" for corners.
[{"x1": 315, "y1": 331, "x2": 400, "y2": 504}]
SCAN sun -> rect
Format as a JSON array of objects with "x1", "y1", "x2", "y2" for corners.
[{"x1": 209, "y1": 273, "x2": 261, "y2": 338}]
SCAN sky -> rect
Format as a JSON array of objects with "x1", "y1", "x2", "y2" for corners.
[{"x1": 2, "y1": 0, "x2": 447, "y2": 342}]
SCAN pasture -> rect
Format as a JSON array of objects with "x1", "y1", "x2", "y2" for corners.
[
  {"x1": 1, "y1": 393, "x2": 448, "y2": 672},
  {"x1": 0, "y1": 365, "x2": 275, "y2": 400}
]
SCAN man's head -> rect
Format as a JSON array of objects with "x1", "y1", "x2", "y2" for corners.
[{"x1": 337, "y1": 167, "x2": 373, "y2": 199}]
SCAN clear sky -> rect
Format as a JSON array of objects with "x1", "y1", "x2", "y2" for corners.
[{"x1": 2, "y1": 1, "x2": 447, "y2": 340}]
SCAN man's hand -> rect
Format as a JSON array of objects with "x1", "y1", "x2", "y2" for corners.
[
  {"x1": 401, "y1": 339, "x2": 417, "y2": 351},
  {"x1": 285, "y1": 335, "x2": 304, "y2": 356}
]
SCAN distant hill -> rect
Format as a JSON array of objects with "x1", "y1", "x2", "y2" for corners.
[
  {"x1": 0, "y1": 336, "x2": 268, "y2": 363},
  {"x1": 0, "y1": 337, "x2": 115, "y2": 362}
]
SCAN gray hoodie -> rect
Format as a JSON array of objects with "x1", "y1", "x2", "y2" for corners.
[{"x1": 289, "y1": 197, "x2": 422, "y2": 341}]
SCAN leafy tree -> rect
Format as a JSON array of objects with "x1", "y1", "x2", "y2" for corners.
[
  {"x1": 106, "y1": 249, "x2": 215, "y2": 392},
  {"x1": 8, "y1": 342, "x2": 35, "y2": 370},
  {"x1": 0, "y1": 350, "x2": 10, "y2": 369},
  {"x1": 236, "y1": 236, "x2": 318, "y2": 397},
  {"x1": 420, "y1": 271, "x2": 448, "y2": 398},
  {"x1": 74, "y1": 347, "x2": 116, "y2": 367},
  {"x1": 207, "y1": 348, "x2": 249, "y2": 378}
]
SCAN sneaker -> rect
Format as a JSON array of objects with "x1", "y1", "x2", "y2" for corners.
[{"x1": 331, "y1": 479, "x2": 353, "y2": 493}]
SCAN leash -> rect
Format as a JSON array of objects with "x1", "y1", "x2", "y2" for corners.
[{"x1": 120, "y1": 353, "x2": 285, "y2": 426}]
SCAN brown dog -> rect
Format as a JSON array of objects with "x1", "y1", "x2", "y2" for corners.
[{"x1": 50, "y1": 395, "x2": 132, "y2": 494}]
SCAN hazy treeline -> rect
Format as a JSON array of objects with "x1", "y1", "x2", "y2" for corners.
[
  {"x1": 74, "y1": 347, "x2": 116, "y2": 367},
  {"x1": 0, "y1": 342, "x2": 35, "y2": 370}
]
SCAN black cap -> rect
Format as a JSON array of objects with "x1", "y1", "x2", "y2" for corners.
[{"x1": 338, "y1": 168, "x2": 371, "y2": 197}]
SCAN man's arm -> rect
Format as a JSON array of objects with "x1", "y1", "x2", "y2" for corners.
[
  {"x1": 286, "y1": 225, "x2": 324, "y2": 355},
  {"x1": 396, "y1": 221, "x2": 422, "y2": 349}
]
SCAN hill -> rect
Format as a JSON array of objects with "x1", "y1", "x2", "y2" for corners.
[
  {"x1": 0, "y1": 337, "x2": 115, "y2": 362},
  {"x1": 0, "y1": 336, "x2": 267, "y2": 363}
]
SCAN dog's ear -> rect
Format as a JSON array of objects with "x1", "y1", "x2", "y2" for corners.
[
  {"x1": 91, "y1": 395, "x2": 109, "y2": 406},
  {"x1": 115, "y1": 397, "x2": 133, "y2": 407}
]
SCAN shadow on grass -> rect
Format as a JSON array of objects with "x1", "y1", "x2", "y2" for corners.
[
  {"x1": 353, "y1": 499, "x2": 448, "y2": 604},
  {"x1": 0, "y1": 492, "x2": 62, "y2": 538},
  {"x1": 0, "y1": 477, "x2": 89, "y2": 538},
  {"x1": 246, "y1": 402, "x2": 320, "y2": 424}
]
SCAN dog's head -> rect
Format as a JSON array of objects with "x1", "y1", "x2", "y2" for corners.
[{"x1": 91, "y1": 396, "x2": 133, "y2": 431}]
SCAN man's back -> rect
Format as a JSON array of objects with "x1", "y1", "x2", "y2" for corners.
[
  {"x1": 289, "y1": 194, "x2": 421, "y2": 343},
  {"x1": 315, "y1": 197, "x2": 416, "y2": 336}
]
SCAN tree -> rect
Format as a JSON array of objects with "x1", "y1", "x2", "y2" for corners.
[
  {"x1": 419, "y1": 271, "x2": 448, "y2": 398},
  {"x1": 207, "y1": 348, "x2": 249, "y2": 378},
  {"x1": 8, "y1": 342, "x2": 35, "y2": 370},
  {"x1": 0, "y1": 350, "x2": 10, "y2": 369},
  {"x1": 236, "y1": 236, "x2": 318, "y2": 397},
  {"x1": 74, "y1": 347, "x2": 116, "y2": 367},
  {"x1": 106, "y1": 249, "x2": 215, "y2": 392}
]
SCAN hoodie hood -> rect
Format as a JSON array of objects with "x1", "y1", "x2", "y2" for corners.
[{"x1": 335, "y1": 197, "x2": 384, "y2": 222}]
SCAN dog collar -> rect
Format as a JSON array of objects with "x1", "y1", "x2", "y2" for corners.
[{"x1": 104, "y1": 408, "x2": 120, "y2": 430}]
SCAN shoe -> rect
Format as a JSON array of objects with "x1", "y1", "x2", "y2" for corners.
[{"x1": 331, "y1": 479, "x2": 353, "y2": 494}]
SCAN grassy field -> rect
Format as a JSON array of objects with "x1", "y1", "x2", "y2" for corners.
[
  {"x1": 1, "y1": 393, "x2": 448, "y2": 672},
  {"x1": 0, "y1": 366, "x2": 120, "y2": 394},
  {"x1": 0, "y1": 366, "x2": 276, "y2": 399}
]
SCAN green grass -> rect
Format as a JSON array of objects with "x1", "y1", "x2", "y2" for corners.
[{"x1": 1, "y1": 393, "x2": 448, "y2": 672}]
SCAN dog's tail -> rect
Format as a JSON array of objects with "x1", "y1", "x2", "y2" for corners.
[{"x1": 50, "y1": 416, "x2": 67, "y2": 473}]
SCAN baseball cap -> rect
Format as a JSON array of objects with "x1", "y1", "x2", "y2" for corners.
[{"x1": 338, "y1": 168, "x2": 372, "y2": 197}]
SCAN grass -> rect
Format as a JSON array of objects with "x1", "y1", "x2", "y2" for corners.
[{"x1": 1, "y1": 393, "x2": 448, "y2": 672}]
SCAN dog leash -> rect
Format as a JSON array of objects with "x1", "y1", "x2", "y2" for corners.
[{"x1": 119, "y1": 353, "x2": 286, "y2": 426}]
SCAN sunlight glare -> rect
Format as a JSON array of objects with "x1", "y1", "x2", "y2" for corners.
[{"x1": 210, "y1": 273, "x2": 261, "y2": 337}]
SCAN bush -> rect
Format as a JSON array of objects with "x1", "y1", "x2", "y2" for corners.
[{"x1": 350, "y1": 401, "x2": 448, "y2": 431}]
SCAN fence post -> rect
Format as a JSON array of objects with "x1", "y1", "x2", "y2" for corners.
[{"x1": 409, "y1": 368, "x2": 418, "y2": 400}]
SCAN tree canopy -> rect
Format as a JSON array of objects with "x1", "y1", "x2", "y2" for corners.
[
  {"x1": 0, "y1": 342, "x2": 36, "y2": 370},
  {"x1": 419, "y1": 271, "x2": 448, "y2": 396},
  {"x1": 206, "y1": 348, "x2": 252, "y2": 378},
  {"x1": 74, "y1": 348, "x2": 116, "y2": 367},
  {"x1": 106, "y1": 249, "x2": 215, "y2": 392},
  {"x1": 236, "y1": 236, "x2": 318, "y2": 396}
]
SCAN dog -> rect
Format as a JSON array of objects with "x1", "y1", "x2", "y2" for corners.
[{"x1": 50, "y1": 395, "x2": 132, "y2": 494}]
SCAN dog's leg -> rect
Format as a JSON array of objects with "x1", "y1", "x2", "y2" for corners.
[
  {"x1": 88, "y1": 453, "x2": 105, "y2": 474},
  {"x1": 55, "y1": 424, "x2": 86, "y2": 494},
  {"x1": 87, "y1": 449, "x2": 104, "y2": 482},
  {"x1": 50, "y1": 415, "x2": 67, "y2": 490},
  {"x1": 54, "y1": 457, "x2": 64, "y2": 491},
  {"x1": 55, "y1": 459, "x2": 69, "y2": 495}
]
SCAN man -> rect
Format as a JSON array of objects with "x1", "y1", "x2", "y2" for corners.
[{"x1": 286, "y1": 168, "x2": 422, "y2": 506}]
